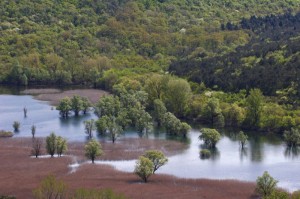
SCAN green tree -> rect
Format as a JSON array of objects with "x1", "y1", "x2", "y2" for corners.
[
  {"x1": 96, "y1": 116, "x2": 109, "y2": 135},
  {"x1": 164, "y1": 78, "x2": 192, "y2": 117},
  {"x1": 12, "y1": 121, "x2": 20, "y2": 132},
  {"x1": 135, "y1": 109, "x2": 152, "y2": 133},
  {"x1": 283, "y1": 128, "x2": 300, "y2": 148},
  {"x1": 199, "y1": 128, "x2": 221, "y2": 148},
  {"x1": 143, "y1": 150, "x2": 168, "y2": 174},
  {"x1": 202, "y1": 97, "x2": 224, "y2": 127},
  {"x1": 56, "y1": 97, "x2": 72, "y2": 118},
  {"x1": 153, "y1": 99, "x2": 167, "y2": 127},
  {"x1": 223, "y1": 103, "x2": 245, "y2": 127},
  {"x1": 245, "y1": 89, "x2": 264, "y2": 128},
  {"x1": 46, "y1": 132, "x2": 57, "y2": 157},
  {"x1": 81, "y1": 97, "x2": 92, "y2": 114},
  {"x1": 85, "y1": 139, "x2": 103, "y2": 163},
  {"x1": 256, "y1": 171, "x2": 278, "y2": 198},
  {"x1": 180, "y1": 122, "x2": 191, "y2": 138},
  {"x1": 237, "y1": 131, "x2": 248, "y2": 149},
  {"x1": 95, "y1": 96, "x2": 120, "y2": 117},
  {"x1": 84, "y1": 119, "x2": 96, "y2": 139},
  {"x1": 134, "y1": 156, "x2": 154, "y2": 183},
  {"x1": 56, "y1": 136, "x2": 67, "y2": 157},
  {"x1": 71, "y1": 95, "x2": 83, "y2": 116},
  {"x1": 33, "y1": 175, "x2": 67, "y2": 199}
]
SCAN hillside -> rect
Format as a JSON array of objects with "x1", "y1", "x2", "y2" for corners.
[{"x1": 0, "y1": 0, "x2": 299, "y2": 93}]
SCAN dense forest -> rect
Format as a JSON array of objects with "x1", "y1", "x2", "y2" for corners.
[{"x1": 1, "y1": 0, "x2": 300, "y2": 134}]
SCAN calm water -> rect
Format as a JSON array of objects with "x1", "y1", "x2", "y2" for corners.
[{"x1": 0, "y1": 92, "x2": 299, "y2": 191}]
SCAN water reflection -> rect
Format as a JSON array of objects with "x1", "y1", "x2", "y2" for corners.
[
  {"x1": 284, "y1": 146, "x2": 300, "y2": 159},
  {"x1": 239, "y1": 147, "x2": 248, "y2": 161}
]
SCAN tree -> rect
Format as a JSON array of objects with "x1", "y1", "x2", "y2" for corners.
[
  {"x1": 143, "y1": 150, "x2": 168, "y2": 174},
  {"x1": 84, "y1": 119, "x2": 96, "y2": 139},
  {"x1": 95, "y1": 95, "x2": 120, "y2": 117},
  {"x1": 153, "y1": 99, "x2": 167, "y2": 127},
  {"x1": 56, "y1": 136, "x2": 67, "y2": 157},
  {"x1": 245, "y1": 88, "x2": 264, "y2": 127},
  {"x1": 283, "y1": 128, "x2": 300, "y2": 148},
  {"x1": 223, "y1": 103, "x2": 245, "y2": 127},
  {"x1": 163, "y1": 79, "x2": 192, "y2": 117},
  {"x1": 71, "y1": 95, "x2": 83, "y2": 116},
  {"x1": 33, "y1": 175, "x2": 67, "y2": 199},
  {"x1": 13, "y1": 121, "x2": 20, "y2": 132},
  {"x1": 85, "y1": 139, "x2": 103, "y2": 163},
  {"x1": 56, "y1": 97, "x2": 72, "y2": 118},
  {"x1": 107, "y1": 118, "x2": 122, "y2": 143},
  {"x1": 256, "y1": 171, "x2": 278, "y2": 198},
  {"x1": 237, "y1": 131, "x2": 248, "y2": 149},
  {"x1": 23, "y1": 107, "x2": 27, "y2": 117},
  {"x1": 180, "y1": 122, "x2": 191, "y2": 138},
  {"x1": 199, "y1": 128, "x2": 221, "y2": 148},
  {"x1": 134, "y1": 156, "x2": 154, "y2": 183},
  {"x1": 31, "y1": 138, "x2": 42, "y2": 158},
  {"x1": 31, "y1": 125, "x2": 36, "y2": 138},
  {"x1": 96, "y1": 116, "x2": 109, "y2": 135},
  {"x1": 46, "y1": 132, "x2": 57, "y2": 157},
  {"x1": 202, "y1": 97, "x2": 224, "y2": 127},
  {"x1": 81, "y1": 97, "x2": 92, "y2": 114},
  {"x1": 135, "y1": 109, "x2": 152, "y2": 133}
]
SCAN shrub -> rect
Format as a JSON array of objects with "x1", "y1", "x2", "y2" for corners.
[{"x1": 134, "y1": 156, "x2": 154, "y2": 183}]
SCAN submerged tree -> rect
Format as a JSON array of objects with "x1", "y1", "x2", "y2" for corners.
[
  {"x1": 199, "y1": 128, "x2": 221, "y2": 148},
  {"x1": 31, "y1": 125, "x2": 36, "y2": 138},
  {"x1": 237, "y1": 131, "x2": 248, "y2": 149},
  {"x1": 85, "y1": 139, "x2": 103, "y2": 163},
  {"x1": 13, "y1": 121, "x2": 20, "y2": 132},
  {"x1": 283, "y1": 128, "x2": 300, "y2": 148},
  {"x1": 71, "y1": 95, "x2": 83, "y2": 116},
  {"x1": 84, "y1": 119, "x2": 96, "y2": 139},
  {"x1": 56, "y1": 97, "x2": 72, "y2": 118}
]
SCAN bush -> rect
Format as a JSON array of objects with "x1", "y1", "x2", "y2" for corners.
[{"x1": 200, "y1": 149, "x2": 211, "y2": 159}]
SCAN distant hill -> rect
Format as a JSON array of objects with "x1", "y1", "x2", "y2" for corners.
[{"x1": 0, "y1": 0, "x2": 299, "y2": 93}]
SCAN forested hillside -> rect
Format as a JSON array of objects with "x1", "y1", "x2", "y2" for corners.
[{"x1": 0, "y1": 0, "x2": 300, "y2": 93}]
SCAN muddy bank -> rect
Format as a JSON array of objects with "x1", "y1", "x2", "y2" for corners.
[
  {"x1": 0, "y1": 138, "x2": 257, "y2": 199},
  {"x1": 21, "y1": 88, "x2": 109, "y2": 105}
]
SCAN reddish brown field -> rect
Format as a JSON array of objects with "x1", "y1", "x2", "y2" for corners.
[{"x1": 0, "y1": 138, "x2": 258, "y2": 199}]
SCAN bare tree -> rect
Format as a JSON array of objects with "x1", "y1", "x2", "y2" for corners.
[{"x1": 31, "y1": 138, "x2": 43, "y2": 158}]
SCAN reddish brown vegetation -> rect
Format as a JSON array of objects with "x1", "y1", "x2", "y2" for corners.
[{"x1": 0, "y1": 138, "x2": 257, "y2": 199}]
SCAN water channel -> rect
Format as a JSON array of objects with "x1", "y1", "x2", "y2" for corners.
[{"x1": 0, "y1": 88, "x2": 299, "y2": 191}]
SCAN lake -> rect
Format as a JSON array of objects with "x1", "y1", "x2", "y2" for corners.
[{"x1": 0, "y1": 89, "x2": 299, "y2": 191}]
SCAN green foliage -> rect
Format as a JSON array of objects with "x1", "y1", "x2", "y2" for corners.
[
  {"x1": 143, "y1": 150, "x2": 168, "y2": 173},
  {"x1": 56, "y1": 136, "x2": 67, "y2": 157},
  {"x1": 71, "y1": 95, "x2": 84, "y2": 116},
  {"x1": 134, "y1": 156, "x2": 154, "y2": 183},
  {"x1": 84, "y1": 139, "x2": 103, "y2": 163},
  {"x1": 256, "y1": 171, "x2": 278, "y2": 198},
  {"x1": 265, "y1": 189, "x2": 289, "y2": 199},
  {"x1": 46, "y1": 132, "x2": 57, "y2": 157},
  {"x1": 199, "y1": 128, "x2": 221, "y2": 148},
  {"x1": 56, "y1": 97, "x2": 72, "y2": 118},
  {"x1": 244, "y1": 89, "x2": 264, "y2": 128},
  {"x1": 163, "y1": 78, "x2": 192, "y2": 117},
  {"x1": 163, "y1": 112, "x2": 191, "y2": 137},
  {"x1": 236, "y1": 131, "x2": 248, "y2": 149},
  {"x1": 200, "y1": 149, "x2": 211, "y2": 159},
  {"x1": 81, "y1": 97, "x2": 92, "y2": 114},
  {"x1": 95, "y1": 96, "x2": 120, "y2": 117},
  {"x1": 283, "y1": 128, "x2": 300, "y2": 148},
  {"x1": 223, "y1": 103, "x2": 245, "y2": 127},
  {"x1": 33, "y1": 175, "x2": 67, "y2": 199},
  {"x1": 153, "y1": 99, "x2": 167, "y2": 126},
  {"x1": 12, "y1": 121, "x2": 20, "y2": 132},
  {"x1": 202, "y1": 97, "x2": 224, "y2": 127}
]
